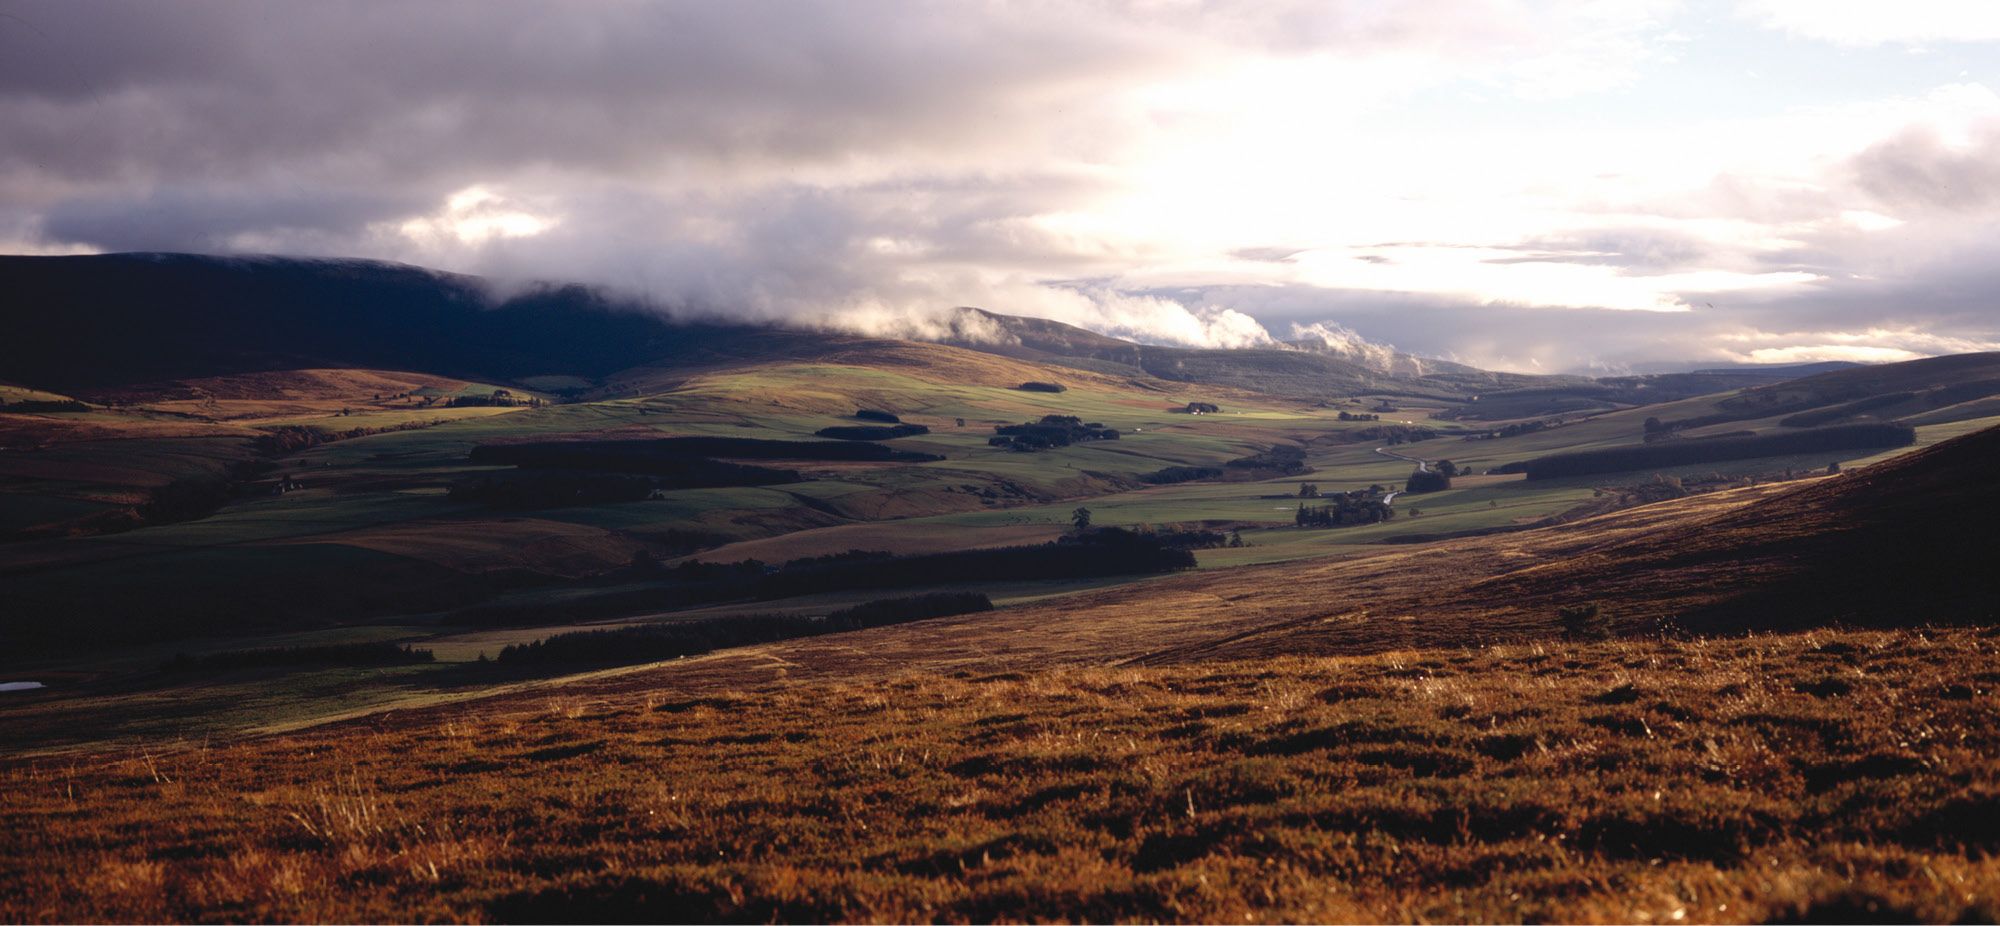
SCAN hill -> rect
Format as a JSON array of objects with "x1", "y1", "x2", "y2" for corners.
[
  {"x1": 3, "y1": 253, "x2": 1873, "y2": 417},
  {"x1": 940, "y1": 307, "x2": 1556, "y2": 401},
  {"x1": 4, "y1": 425, "x2": 1998, "y2": 919},
  {"x1": 1490, "y1": 415, "x2": 2000, "y2": 632},
  {"x1": 3, "y1": 253, "x2": 1997, "y2": 921},
  {"x1": 1138, "y1": 421, "x2": 2000, "y2": 665},
  {"x1": 5, "y1": 624, "x2": 1996, "y2": 923},
  {"x1": 0, "y1": 253, "x2": 857, "y2": 392}
]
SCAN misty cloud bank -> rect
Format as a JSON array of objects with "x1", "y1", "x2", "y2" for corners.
[{"x1": 3, "y1": 1, "x2": 2000, "y2": 371}]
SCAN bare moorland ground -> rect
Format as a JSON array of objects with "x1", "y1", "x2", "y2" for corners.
[
  {"x1": 5, "y1": 304, "x2": 2000, "y2": 923},
  {"x1": 3, "y1": 427, "x2": 2000, "y2": 922},
  {"x1": 3, "y1": 628, "x2": 1996, "y2": 923}
]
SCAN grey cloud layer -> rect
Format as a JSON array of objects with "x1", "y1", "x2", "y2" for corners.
[{"x1": 2, "y1": 1, "x2": 1998, "y2": 370}]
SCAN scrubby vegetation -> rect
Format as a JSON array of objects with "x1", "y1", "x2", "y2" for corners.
[
  {"x1": 1343, "y1": 424, "x2": 1438, "y2": 445},
  {"x1": 138, "y1": 475, "x2": 237, "y2": 525},
  {"x1": 1139, "y1": 465, "x2": 1226, "y2": 485},
  {"x1": 1182, "y1": 401, "x2": 1220, "y2": 414},
  {"x1": 444, "y1": 389, "x2": 533, "y2": 408},
  {"x1": 1557, "y1": 602, "x2": 1607, "y2": 640},
  {"x1": 0, "y1": 398, "x2": 91, "y2": 413},
  {"x1": 1496, "y1": 423, "x2": 1917, "y2": 480},
  {"x1": 1017, "y1": 381, "x2": 1067, "y2": 393},
  {"x1": 1294, "y1": 489, "x2": 1395, "y2": 527},
  {"x1": 1225, "y1": 445, "x2": 1309, "y2": 475},
  {"x1": 1404, "y1": 468, "x2": 1452, "y2": 493},
  {"x1": 254, "y1": 419, "x2": 456, "y2": 455},
  {"x1": 1468, "y1": 417, "x2": 1565, "y2": 440},
  {"x1": 11, "y1": 628, "x2": 2000, "y2": 923},
  {"x1": 989, "y1": 415, "x2": 1120, "y2": 451},
  {"x1": 160, "y1": 641, "x2": 433, "y2": 673}
]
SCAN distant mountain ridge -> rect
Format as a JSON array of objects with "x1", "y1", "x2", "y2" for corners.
[
  {"x1": 0, "y1": 253, "x2": 1854, "y2": 408},
  {"x1": 936, "y1": 307, "x2": 1562, "y2": 400}
]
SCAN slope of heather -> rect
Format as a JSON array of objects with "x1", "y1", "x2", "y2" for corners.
[
  {"x1": 4, "y1": 628, "x2": 1996, "y2": 923},
  {"x1": 1481, "y1": 418, "x2": 2000, "y2": 632}
]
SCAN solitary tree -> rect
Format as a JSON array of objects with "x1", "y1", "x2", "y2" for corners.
[{"x1": 1070, "y1": 506, "x2": 1092, "y2": 532}]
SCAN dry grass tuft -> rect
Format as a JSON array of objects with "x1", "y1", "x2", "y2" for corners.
[{"x1": 4, "y1": 627, "x2": 1999, "y2": 922}]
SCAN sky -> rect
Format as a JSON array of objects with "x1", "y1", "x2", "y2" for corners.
[{"x1": 3, "y1": 1, "x2": 2000, "y2": 373}]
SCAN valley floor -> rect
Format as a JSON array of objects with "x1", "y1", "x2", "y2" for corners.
[{"x1": 4, "y1": 627, "x2": 1997, "y2": 923}]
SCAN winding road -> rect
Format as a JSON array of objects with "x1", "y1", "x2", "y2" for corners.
[
  {"x1": 1373, "y1": 445, "x2": 1433, "y2": 506},
  {"x1": 1374, "y1": 445, "x2": 1430, "y2": 472}
]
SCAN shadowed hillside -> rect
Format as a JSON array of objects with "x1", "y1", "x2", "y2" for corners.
[
  {"x1": 1158, "y1": 422, "x2": 2000, "y2": 664},
  {"x1": 3, "y1": 254, "x2": 1863, "y2": 415},
  {"x1": 0, "y1": 253, "x2": 877, "y2": 391},
  {"x1": 1493, "y1": 417, "x2": 2000, "y2": 631}
]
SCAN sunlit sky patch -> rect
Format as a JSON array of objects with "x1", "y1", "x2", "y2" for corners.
[{"x1": 3, "y1": 0, "x2": 1999, "y2": 372}]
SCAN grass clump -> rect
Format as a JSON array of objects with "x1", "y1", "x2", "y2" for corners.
[{"x1": 10, "y1": 628, "x2": 2000, "y2": 923}]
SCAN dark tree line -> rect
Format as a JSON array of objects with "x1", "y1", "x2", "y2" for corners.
[
  {"x1": 0, "y1": 399, "x2": 90, "y2": 413},
  {"x1": 815, "y1": 424, "x2": 931, "y2": 441},
  {"x1": 990, "y1": 415, "x2": 1120, "y2": 451},
  {"x1": 459, "y1": 530, "x2": 1197, "y2": 626},
  {"x1": 495, "y1": 593, "x2": 995, "y2": 668},
  {"x1": 1140, "y1": 465, "x2": 1225, "y2": 485},
  {"x1": 1405, "y1": 469, "x2": 1452, "y2": 493},
  {"x1": 1017, "y1": 381, "x2": 1067, "y2": 393},
  {"x1": 1227, "y1": 445, "x2": 1310, "y2": 475},
  {"x1": 1295, "y1": 490, "x2": 1395, "y2": 527},
  {"x1": 163, "y1": 641, "x2": 433, "y2": 673},
  {"x1": 1346, "y1": 425, "x2": 1438, "y2": 445},
  {"x1": 1474, "y1": 418, "x2": 1561, "y2": 440}
]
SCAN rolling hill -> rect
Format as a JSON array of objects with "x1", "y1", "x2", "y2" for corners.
[
  {"x1": 2, "y1": 253, "x2": 1854, "y2": 412},
  {"x1": 4, "y1": 250, "x2": 2000, "y2": 923},
  {"x1": 4, "y1": 424, "x2": 1996, "y2": 923}
]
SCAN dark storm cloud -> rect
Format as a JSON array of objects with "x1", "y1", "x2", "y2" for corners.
[
  {"x1": 2, "y1": 1, "x2": 1998, "y2": 368},
  {"x1": 0, "y1": 2, "x2": 1152, "y2": 183},
  {"x1": 0, "y1": 0, "x2": 1230, "y2": 267},
  {"x1": 39, "y1": 187, "x2": 425, "y2": 253}
]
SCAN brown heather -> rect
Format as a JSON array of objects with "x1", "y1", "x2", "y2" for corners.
[{"x1": 5, "y1": 627, "x2": 1999, "y2": 923}]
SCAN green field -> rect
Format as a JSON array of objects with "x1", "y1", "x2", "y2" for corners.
[{"x1": 6, "y1": 350, "x2": 1999, "y2": 753}]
